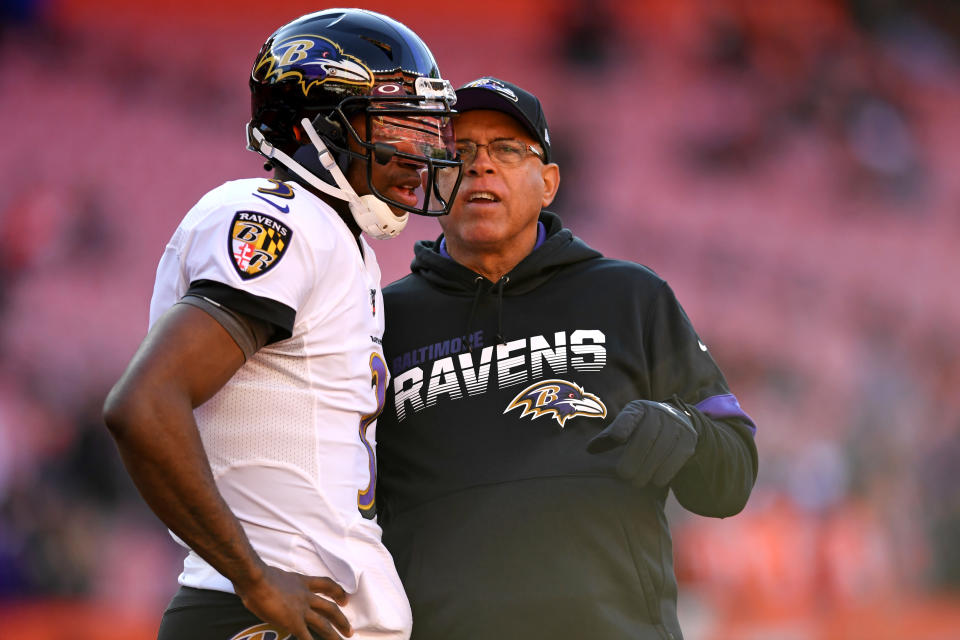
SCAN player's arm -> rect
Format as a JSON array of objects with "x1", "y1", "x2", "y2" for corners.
[{"x1": 102, "y1": 302, "x2": 352, "y2": 640}]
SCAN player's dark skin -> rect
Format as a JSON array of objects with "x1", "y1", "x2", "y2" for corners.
[
  {"x1": 102, "y1": 124, "x2": 421, "y2": 640},
  {"x1": 103, "y1": 306, "x2": 352, "y2": 640}
]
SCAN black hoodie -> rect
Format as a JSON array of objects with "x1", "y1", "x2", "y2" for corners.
[{"x1": 376, "y1": 211, "x2": 758, "y2": 640}]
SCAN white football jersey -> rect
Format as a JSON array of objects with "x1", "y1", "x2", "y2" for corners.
[{"x1": 149, "y1": 178, "x2": 410, "y2": 637}]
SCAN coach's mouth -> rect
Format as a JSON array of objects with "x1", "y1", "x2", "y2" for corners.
[{"x1": 465, "y1": 190, "x2": 501, "y2": 204}]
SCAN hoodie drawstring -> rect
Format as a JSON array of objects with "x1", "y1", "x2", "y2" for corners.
[
  {"x1": 466, "y1": 276, "x2": 484, "y2": 353},
  {"x1": 494, "y1": 276, "x2": 509, "y2": 345},
  {"x1": 465, "y1": 275, "x2": 511, "y2": 350}
]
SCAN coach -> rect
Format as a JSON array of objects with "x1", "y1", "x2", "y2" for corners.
[{"x1": 373, "y1": 77, "x2": 759, "y2": 640}]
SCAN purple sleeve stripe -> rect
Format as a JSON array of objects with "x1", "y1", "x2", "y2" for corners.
[{"x1": 695, "y1": 394, "x2": 757, "y2": 435}]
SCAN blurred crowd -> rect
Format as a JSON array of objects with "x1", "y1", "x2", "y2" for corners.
[{"x1": 1, "y1": 0, "x2": 958, "y2": 637}]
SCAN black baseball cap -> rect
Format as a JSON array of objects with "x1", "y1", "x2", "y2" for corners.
[{"x1": 454, "y1": 77, "x2": 552, "y2": 163}]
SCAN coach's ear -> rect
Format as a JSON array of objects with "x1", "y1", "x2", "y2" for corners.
[{"x1": 540, "y1": 162, "x2": 559, "y2": 208}]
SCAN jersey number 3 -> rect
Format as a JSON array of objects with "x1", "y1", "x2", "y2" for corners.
[{"x1": 357, "y1": 353, "x2": 387, "y2": 519}]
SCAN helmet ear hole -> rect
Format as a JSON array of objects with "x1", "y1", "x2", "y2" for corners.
[
  {"x1": 293, "y1": 117, "x2": 342, "y2": 149},
  {"x1": 311, "y1": 114, "x2": 344, "y2": 144}
]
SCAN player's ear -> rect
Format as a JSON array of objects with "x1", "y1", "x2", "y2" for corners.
[{"x1": 540, "y1": 163, "x2": 560, "y2": 208}]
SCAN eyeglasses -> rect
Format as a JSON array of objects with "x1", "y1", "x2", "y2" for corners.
[{"x1": 455, "y1": 138, "x2": 544, "y2": 166}]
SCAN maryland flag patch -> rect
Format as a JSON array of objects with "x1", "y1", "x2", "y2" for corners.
[{"x1": 229, "y1": 211, "x2": 292, "y2": 280}]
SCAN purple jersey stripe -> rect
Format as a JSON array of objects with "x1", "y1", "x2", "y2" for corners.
[{"x1": 695, "y1": 394, "x2": 757, "y2": 435}]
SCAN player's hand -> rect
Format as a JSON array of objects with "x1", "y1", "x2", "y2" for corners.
[
  {"x1": 235, "y1": 565, "x2": 352, "y2": 639},
  {"x1": 586, "y1": 399, "x2": 698, "y2": 488}
]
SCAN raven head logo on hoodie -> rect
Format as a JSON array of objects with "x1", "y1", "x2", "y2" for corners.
[{"x1": 504, "y1": 379, "x2": 607, "y2": 428}]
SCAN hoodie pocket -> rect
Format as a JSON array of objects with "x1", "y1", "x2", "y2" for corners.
[{"x1": 618, "y1": 519, "x2": 664, "y2": 626}]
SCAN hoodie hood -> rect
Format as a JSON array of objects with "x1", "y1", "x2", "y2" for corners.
[
  {"x1": 400, "y1": 210, "x2": 604, "y2": 345},
  {"x1": 409, "y1": 211, "x2": 603, "y2": 296}
]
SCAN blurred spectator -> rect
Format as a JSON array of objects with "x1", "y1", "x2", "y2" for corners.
[
  {"x1": 554, "y1": 0, "x2": 621, "y2": 71},
  {"x1": 0, "y1": 186, "x2": 65, "y2": 317},
  {"x1": 0, "y1": 0, "x2": 47, "y2": 32}
]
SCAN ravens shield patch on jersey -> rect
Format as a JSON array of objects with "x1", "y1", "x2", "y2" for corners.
[{"x1": 229, "y1": 211, "x2": 292, "y2": 280}]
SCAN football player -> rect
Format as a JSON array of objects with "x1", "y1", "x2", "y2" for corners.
[{"x1": 102, "y1": 9, "x2": 461, "y2": 640}]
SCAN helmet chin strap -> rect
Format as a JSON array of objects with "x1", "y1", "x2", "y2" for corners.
[{"x1": 246, "y1": 120, "x2": 408, "y2": 240}]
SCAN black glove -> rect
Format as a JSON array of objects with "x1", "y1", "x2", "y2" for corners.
[{"x1": 586, "y1": 399, "x2": 698, "y2": 488}]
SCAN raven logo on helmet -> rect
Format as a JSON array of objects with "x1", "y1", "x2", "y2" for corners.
[
  {"x1": 505, "y1": 379, "x2": 607, "y2": 428},
  {"x1": 252, "y1": 35, "x2": 374, "y2": 96}
]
